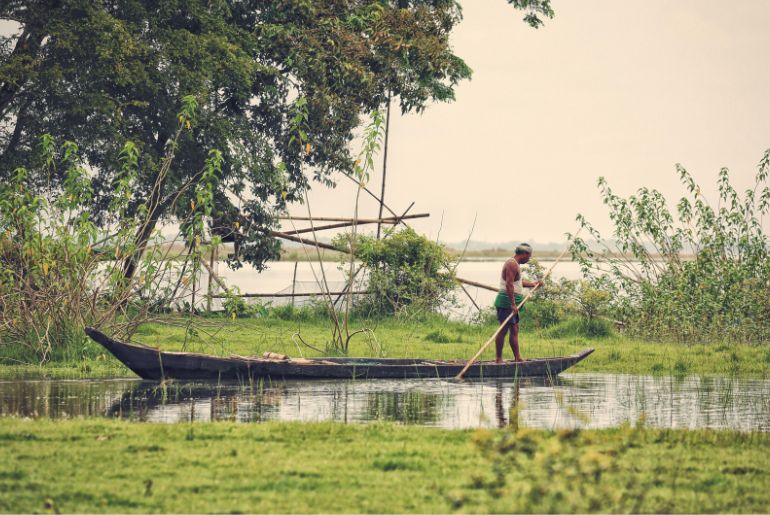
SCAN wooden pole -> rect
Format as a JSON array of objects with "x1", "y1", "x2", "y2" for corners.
[
  {"x1": 456, "y1": 277, "x2": 497, "y2": 292},
  {"x1": 206, "y1": 245, "x2": 217, "y2": 313},
  {"x1": 453, "y1": 236, "x2": 578, "y2": 382},
  {"x1": 199, "y1": 255, "x2": 231, "y2": 295},
  {"x1": 281, "y1": 214, "x2": 428, "y2": 235},
  {"x1": 275, "y1": 214, "x2": 427, "y2": 223},
  {"x1": 270, "y1": 230, "x2": 339, "y2": 252},
  {"x1": 211, "y1": 291, "x2": 369, "y2": 299},
  {"x1": 290, "y1": 261, "x2": 298, "y2": 307},
  {"x1": 377, "y1": 94, "x2": 392, "y2": 240},
  {"x1": 191, "y1": 247, "x2": 197, "y2": 314}
]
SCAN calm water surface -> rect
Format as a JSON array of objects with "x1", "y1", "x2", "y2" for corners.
[
  {"x1": 189, "y1": 260, "x2": 584, "y2": 317},
  {"x1": 1, "y1": 373, "x2": 768, "y2": 431}
]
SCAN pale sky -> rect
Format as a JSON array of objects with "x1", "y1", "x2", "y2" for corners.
[
  {"x1": 297, "y1": 0, "x2": 770, "y2": 245},
  {"x1": 4, "y1": 2, "x2": 770, "y2": 247}
]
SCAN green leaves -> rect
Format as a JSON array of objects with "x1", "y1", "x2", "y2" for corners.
[
  {"x1": 507, "y1": 0, "x2": 555, "y2": 29},
  {"x1": 571, "y1": 149, "x2": 770, "y2": 343},
  {"x1": 341, "y1": 228, "x2": 456, "y2": 317}
]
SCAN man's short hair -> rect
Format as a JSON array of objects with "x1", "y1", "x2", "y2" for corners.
[{"x1": 515, "y1": 243, "x2": 533, "y2": 255}]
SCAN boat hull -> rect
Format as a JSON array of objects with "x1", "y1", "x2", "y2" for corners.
[{"x1": 85, "y1": 327, "x2": 593, "y2": 381}]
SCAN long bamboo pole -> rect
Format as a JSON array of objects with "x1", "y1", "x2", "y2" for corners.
[
  {"x1": 276, "y1": 214, "x2": 427, "y2": 223},
  {"x1": 270, "y1": 230, "x2": 339, "y2": 252},
  {"x1": 211, "y1": 291, "x2": 369, "y2": 299},
  {"x1": 453, "y1": 235, "x2": 578, "y2": 381},
  {"x1": 281, "y1": 214, "x2": 428, "y2": 235}
]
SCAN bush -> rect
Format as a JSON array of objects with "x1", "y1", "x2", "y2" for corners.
[
  {"x1": 571, "y1": 149, "x2": 770, "y2": 343},
  {"x1": 340, "y1": 228, "x2": 456, "y2": 317},
  {"x1": 518, "y1": 299, "x2": 563, "y2": 330},
  {"x1": 0, "y1": 127, "x2": 222, "y2": 362}
]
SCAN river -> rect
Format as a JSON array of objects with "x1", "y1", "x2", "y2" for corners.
[{"x1": 2, "y1": 374, "x2": 767, "y2": 431}]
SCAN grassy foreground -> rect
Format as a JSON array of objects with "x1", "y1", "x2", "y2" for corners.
[
  {"x1": 2, "y1": 315, "x2": 769, "y2": 379},
  {"x1": 0, "y1": 418, "x2": 768, "y2": 513}
]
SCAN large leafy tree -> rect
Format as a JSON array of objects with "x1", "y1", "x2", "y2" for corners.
[{"x1": 0, "y1": 0, "x2": 552, "y2": 275}]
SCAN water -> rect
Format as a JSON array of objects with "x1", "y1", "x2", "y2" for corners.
[
  {"x1": 194, "y1": 259, "x2": 584, "y2": 316},
  {"x1": 1, "y1": 374, "x2": 767, "y2": 431}
]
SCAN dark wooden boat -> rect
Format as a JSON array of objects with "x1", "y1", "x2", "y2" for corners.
[{"x1": 85, "y1": 327, "x2": 594, "y2": 381}]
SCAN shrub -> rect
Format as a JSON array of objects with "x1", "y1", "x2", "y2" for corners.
[
  {"x1": 340, "y1": 228, "x2": 456, "y2": 317},
  {"x1": 0, "y1": 124, "x2": 223, "y2": 362},
  {"x1": 571, "y1": 149, "x2": 770, "y2": 343}
]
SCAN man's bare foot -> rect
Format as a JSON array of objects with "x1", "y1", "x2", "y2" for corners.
[
  {"x1": 495, "y1": 358, "x2": 503, "y2": 364},
  {"x1": 514, "y1": 356, "x2": 525, "y2": 363}
]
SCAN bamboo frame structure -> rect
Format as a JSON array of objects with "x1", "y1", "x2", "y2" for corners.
[
  {"x1": 280, "y1": 213, "x2": 429, "y2": 235},
  {"x1": 275, "y1": 214, "x2": 428, "y2": 223}
]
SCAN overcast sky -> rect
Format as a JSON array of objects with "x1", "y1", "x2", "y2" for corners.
[
  {"x1": 4, "y1": 2, "x2": 769, "y2": 247},
  {"x1": 297, "y1": 0, "x2": 770, "y2": 245}
]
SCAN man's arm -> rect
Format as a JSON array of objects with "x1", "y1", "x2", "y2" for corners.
[{"x1": 522, "y1": 279, "x2": 545, "y2": 289}]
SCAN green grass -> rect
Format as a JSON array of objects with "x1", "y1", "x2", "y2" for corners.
[
  {"x1": 1, "y1": 314, "x2": 769, "y2": 379},
  {"x1": 0, "y1": 418, "x2": 767, "y2": 513}
]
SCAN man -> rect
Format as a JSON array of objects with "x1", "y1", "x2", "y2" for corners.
[{"x1": 493, "y1": 243, "x2": 544, "y2": 363}]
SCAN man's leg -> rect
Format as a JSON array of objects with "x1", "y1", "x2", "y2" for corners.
[
  {"x1": 495, "y1": 325, "x2": 509, "y2": 363},
  {"x1": 508, "y1": 322, "x2": 523, "y2": 362}
]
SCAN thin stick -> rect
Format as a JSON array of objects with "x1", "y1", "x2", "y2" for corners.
[
  {"x1": 460, "y1": 283, "x2": 481, "y2": 314},
  {"x1": 377, "y1": 94, "x2": 392, "y2": 240},
  {"x1": 206, "y1": 245, "x2": 216, "y2": 312},
  {"x1": 453, "y1": 231, "x2": 580, "y2": 381}
]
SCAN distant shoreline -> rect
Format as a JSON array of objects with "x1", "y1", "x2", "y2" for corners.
[{"x1": 142, "y1": 242, "x2": 690, "y2": 263}]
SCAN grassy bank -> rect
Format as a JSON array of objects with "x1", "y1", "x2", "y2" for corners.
[
  {"x1": 0, "y1": 418, "x2": 767, "y2": 513},
  {"x1": 1, "y1": 315, "x2": 769, "y2": 379}
]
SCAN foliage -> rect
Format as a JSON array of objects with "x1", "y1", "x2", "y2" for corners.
[
  {"x1": 221, "y1": 294, "x2": 268, "y2": 320},
  {"x1": 516, "y1": 258, "x2": 569, "y2": 329},
  {"x1": 341, "y1": 228, "x2": 457, "y2": 317},
  {"x1": 571, "y1": 150, "x2": 770, "y2": 343},
  {"x1": 0, "y1": 124, "x2": 239, "y2": 362},
  {"x1": 570, "y1": 280, "x2": 612, "y2": 322},
  {"x1": 1, "y1": 0, "x2": 551, "y2": 273},
  {"x1": 507, "y1": 0, "x2": 555, "y2": 28},
  {"x1": 472, "y1": 423, "x2": 645, "y2": 512}
]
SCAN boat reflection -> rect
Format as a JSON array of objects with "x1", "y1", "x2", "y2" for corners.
[{"x1": 0, "y1": 373, "x2": 767, "y2": 431}]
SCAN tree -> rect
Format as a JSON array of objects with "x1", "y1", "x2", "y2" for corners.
[{"x1": 0, "y1": 1, "x2": 553, "y2": 275}]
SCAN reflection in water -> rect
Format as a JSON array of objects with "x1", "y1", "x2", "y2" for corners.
[
  {"x1": 0, "y1": 373, "x2": 768, "y2": 431},
  {"x1": 495, "y1": 381, "x2": 521, "y2": 430}
]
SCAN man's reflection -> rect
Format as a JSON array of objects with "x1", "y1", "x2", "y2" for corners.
[{"x1": 495, "y1": 380, "x2": 521, "y2": 429}]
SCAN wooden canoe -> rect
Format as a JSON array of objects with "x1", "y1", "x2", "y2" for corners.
[{"x1": 85, "y1": 327, "x2": 594, "y2": 381}]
